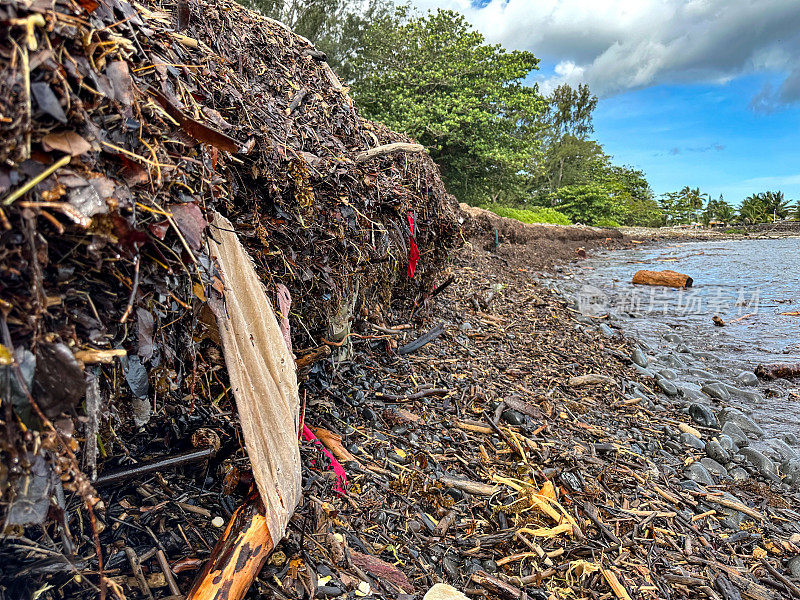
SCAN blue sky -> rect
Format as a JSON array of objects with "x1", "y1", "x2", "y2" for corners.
[
  {"x1": 591, "y1": 75, "x2": 800, "y2": 203},
  {"x1": 413, "y1": 0, "x2": 800, "y2": 204}
]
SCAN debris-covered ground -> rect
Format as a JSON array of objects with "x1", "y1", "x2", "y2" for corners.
[
  {"x1": 1, "y1": 0, "x2": 799, "y2": 598},
  {"x1": 283, "y1": 241, "x2": 800, "y2": 600}
]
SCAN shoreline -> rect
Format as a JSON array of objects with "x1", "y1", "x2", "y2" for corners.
[
  {"x1": 621, "y1": 221, "x2": 800, "y2": 241},
  {"x1": 288, "y1": 237, "x2": 800, "y2": 599}
]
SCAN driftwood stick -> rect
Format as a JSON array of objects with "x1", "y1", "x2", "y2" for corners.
[
  {"x1": 187, "y1": 490, "x2": 275, "y2": 600},
  {"x1": 439, "y1": 474, "x2": 496, "y2": 496},
  {"x1": 354, "y1": 143, "x2": 424, "y2": 164}
]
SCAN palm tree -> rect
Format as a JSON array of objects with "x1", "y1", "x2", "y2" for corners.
[
  {"x1": 739, "y1": 194, "x2": 767, "y2": 224},
  {"x1": 679, "y1": 186, "x2": 705, "y2": 223},
  {"x1": 763, "y1": 191, "x2": 790, "y2": 221}
]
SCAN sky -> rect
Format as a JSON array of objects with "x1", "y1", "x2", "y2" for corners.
[{"x1": 410, "y1": 0, "x2": 800, "y2": 203}]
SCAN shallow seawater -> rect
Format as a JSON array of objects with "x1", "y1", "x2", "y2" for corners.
[{"x1": 561, "y1": 237, "x2": 800, "y2": 437}]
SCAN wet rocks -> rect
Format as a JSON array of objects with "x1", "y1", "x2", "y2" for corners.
[
  {"x1": 689, "y1": 403, "x2": 719, "y2": 429},
  {"x1": 700, "y1": 457, "x2": 728, "y2": 477},
  {"x1": 721, "y1": 422, "x2": 749, "y2": 447},
  {"x1": 717, "y1": 434, "x2": 736, "y2": 453},
  {"x1": 729, "y1": 467, "x2": 749, "y2": 481},
  {"x1": 705, "y1": 440, "x2": 730, "y2": 464},
  {"x1": 685, "y1": 462, "x2": 715, "y2": 486},
  {"x1": 769, "y1": 439, "x2": 798, "y2": 463},
  {"x1": 781, "y1": 459, "x2": 800, "y2": 487},
  {"x1": 660, "y1": 354, "x2": 686, "y2": 369},
  {"x1": 719, "y1": 384, "x2": 762, "y2": 403},
  {"x1": 734, "y1": 371, "x2": 759, "y2": 387},
  {"x1": 631, "y1": 348, "x2": 648, "y2": 368},
  {"x1": 789, "y1": 556, "x2": 800, "y2": 579},
  {"x1": 657, "y1": 379, "x2": 678, "y2": 396},
  {"x1": 680, "y1": 432, "x2": 705, "y2": 451},
  {"x1": 739, "y1": 448, "x2": 779, "y2": 480},
  {"x1": 658, "y1": 368, "x2": 677, "y2": 380},
  {"x1": 701, "y1": 382, "x2": 729, "y2": 401},
  {"x1": 718, "y1": 408, "x2": 764, "y2": 439}
]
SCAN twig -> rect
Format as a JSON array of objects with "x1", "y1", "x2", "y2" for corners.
[
  {"x1": 125, "y1": 547, "x2": 155, "y2": 600},
  {"x1": 3, "y1": 155, "x2": 71, "y2": 205},
  {"x1": 156, "y1": 549, "x2": 182, "y2": 596},
  {"x1": 760, "y1": 559, "x2": 800, "y2": 598},
  {"x1": 120, "y1": 253, "x2": 141, "y2": 323}
]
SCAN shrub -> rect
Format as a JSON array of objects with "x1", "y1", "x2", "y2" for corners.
[{"x1": 481, "y1": 204, "x2": 572, "y2": 225}]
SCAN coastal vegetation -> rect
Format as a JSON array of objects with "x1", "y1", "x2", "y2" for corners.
[{"x1": 246, "y1": 0, "x2": 796, "y2": 228}]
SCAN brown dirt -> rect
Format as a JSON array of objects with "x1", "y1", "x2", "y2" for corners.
[{"x1": 459, "y1": 203, "x2": 631, "y2": 271}]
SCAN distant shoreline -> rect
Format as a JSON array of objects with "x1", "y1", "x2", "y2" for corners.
[{"x1": 620, "y1": 221, "x2": 800, "y2": 240}]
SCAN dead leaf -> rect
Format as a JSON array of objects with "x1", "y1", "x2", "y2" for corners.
[
  {"x1": 31, "y1": 82, "x2": 67, "y2": 123},
  {"x1": 309, "y1": 427, "x2": 356, "y2": 463},
  {"x1": 149, "y1": 89, "x2": 239, "y2": 153},
  {"x1": 106, "y1": 61, "x2": 133, "y2": 111},
  {"x1": 350, "y1": 551, "x2": 414, "y2": 593},
  {"x1": 137, "y1": 308, "x2": 155, "y2": 361},
  {"x1": 42, "y1": 131, "x2": 91, "y2": 156},
  {"x1": 169, "y1": 202, "x2": 207, "y2": 250}
]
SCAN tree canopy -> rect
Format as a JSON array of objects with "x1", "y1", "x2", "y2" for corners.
[{"x1": 351, "y1": 8, "x2": 544, "y2": 204}]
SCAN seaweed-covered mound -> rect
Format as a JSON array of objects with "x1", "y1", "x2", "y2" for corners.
[{"x1": 0, "y1": 0, "x2": 460, "y2": 592}]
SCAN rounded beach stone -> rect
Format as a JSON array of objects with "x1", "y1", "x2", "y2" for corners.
[
  {"x1": 658, "y1": 379, "x2": 678, "y2": 396},
  {"x1": 701, "y1": 383, "x2": 729, "y2": 400},
  {"x1": 734, "y1": 371, "x2": 759, "y2": 387},
  {"x1": 705, "y1": 440, "x2": 730, "y2": 464},
  {"x1": 721, "y1": 421, "x2": 749, "y2": 447},
  {"x1": 680, "y1": 432, "x2": 705, "y2": 450},
  {"x1": 685, "y1": 462, "x2": 715, "y2": 486},
  {"x1": 689, "y1": 403, "x2": 719, "y2": 428},
  {"x1": 631, "y1": 348, "x2": 648, "y2": 368},
  {"x1": 718, "y1": 408, "x2": 764, "y2": 439},
  {"x1": 700, "y1": 457, "x2": 728, "y2": 477}
]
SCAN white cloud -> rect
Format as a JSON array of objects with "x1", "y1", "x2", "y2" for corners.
[{"x1": 412, "y1": 0, "x2": 800, "y2": 105}]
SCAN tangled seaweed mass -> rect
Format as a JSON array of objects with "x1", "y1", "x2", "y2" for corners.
[{"x1": 0, "y1": 0, "x2": 459, "y2": 591}]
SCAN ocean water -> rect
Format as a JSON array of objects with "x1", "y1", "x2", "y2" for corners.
[{"x1": 563, "y1": 237, "x2": 800, "y2": 437}]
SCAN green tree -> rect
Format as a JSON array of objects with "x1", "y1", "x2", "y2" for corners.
[
  {"x1": 536, "y1": 135, "x2": 607, "y2": 190},
  {"x1": 352, "y1": 8, "x2": 544, "y2": 204},
  {"x1": 703, "y1": 194, "x2": 735, "y2": 225},
  {"x1": 546, "y1": 83, "x2": 597, "y2": 139},
  {"x1": 535, "y1": 84, "x2": 600, "y2": 190},
  {"x1": 599, "y1": 165, "x2": 662, "y2": 226},
  {"x1": 659, "y1": 190, "x2": 693, "y2": 225},
  {"x1": 762, "y1": 190, "x2": 790, "y2": 221},
  {"x1": 550, "y1": 183, "x2": 618, "y2": 226},
  {"x1": 739, "y1": 194, "x2": 768, "y2": 224}
]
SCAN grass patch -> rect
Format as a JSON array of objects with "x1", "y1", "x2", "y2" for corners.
[{"x1": 480, "y1": 204, "x2": 572, "y2": 226}]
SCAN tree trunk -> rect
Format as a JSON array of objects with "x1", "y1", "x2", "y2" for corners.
[{"x1": 632, "y1": 270, "x2": 693, "y2": 288}]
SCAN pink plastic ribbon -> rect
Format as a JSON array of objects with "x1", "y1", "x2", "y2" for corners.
[{"x1": 301, "y1": 423, "x2": 347, "y2": 494}]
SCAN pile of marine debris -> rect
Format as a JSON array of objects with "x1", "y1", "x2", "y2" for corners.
[{"x1": 0, "y1": 0, "x2": 459, "y2": 596}]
